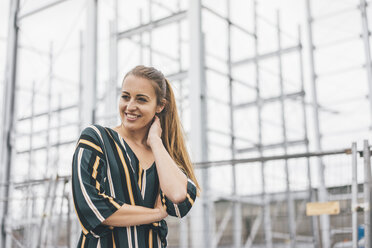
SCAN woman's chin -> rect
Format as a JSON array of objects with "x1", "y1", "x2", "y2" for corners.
[{"x1": 122, "y1": 122, "x2": 146, "y2": 132}]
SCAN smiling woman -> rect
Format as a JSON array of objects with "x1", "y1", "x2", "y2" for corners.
[{"x1": 71, "y1": 65, "x2": 200, "y2": 248}]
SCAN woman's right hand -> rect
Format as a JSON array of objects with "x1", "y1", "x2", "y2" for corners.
[{"x1": 155, "y1": 194, "x2": 168, "y2": 220}]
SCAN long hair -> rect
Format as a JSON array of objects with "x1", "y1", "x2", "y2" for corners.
[{"x1": 124, "y1": 65, "x2": 201, "y2": 193}]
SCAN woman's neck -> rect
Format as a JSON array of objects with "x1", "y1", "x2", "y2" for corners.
[{"x1": 116, "y1": 124, "x2": 149, "y2": 147}]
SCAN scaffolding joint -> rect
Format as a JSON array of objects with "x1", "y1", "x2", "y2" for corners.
[{"x1": 358, "y1": 149, "x2": 372, "y2": 157}]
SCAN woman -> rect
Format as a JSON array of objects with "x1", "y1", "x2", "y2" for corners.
[{"x1": 71, "y1": 65, "x2": 200, "y2": 247}]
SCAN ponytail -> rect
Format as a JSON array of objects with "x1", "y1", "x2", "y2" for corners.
[{"x1": 159, "y1": 79, "x2": 201, "y2": 194}]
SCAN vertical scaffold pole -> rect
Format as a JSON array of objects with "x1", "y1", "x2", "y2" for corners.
[
  {"x1": 253, "y1": 1, "x2": 273, "y2": 247},
  {"x1": 107, "y1": 0, "x2": 119, "y2": 126},
  {"x1": 189, "y1": 0, "x2": 209, "y2": 246},
  {"x1": 363, "y1": 140, "x2": 372, "y2": 248},
  {"x1": 139, "y1": 9, "x2": 144, "y2": 65},
  {"x1": 305, "y1": 0, "x2": 330, "y2": 247},
  {"x1": 351, "y1": 142, "x2": 358, "y2": 248},
  {"x1": 178, "y1": 2, "x2": 188, "y2": 248},
  {"x1": 108, "y1": 12, "x2": 118, "y2": 126},
  {"x1": 26, "y1": 81, "x2": 35, "y2": 247},
  {"x1": 359, "y1": 0, "x2": 372, "y2": 130},
  {"x1": 148, "y1": 0, "x2": 153, "y2": 65},
  {"x1": 81, "y1": 0, "x2": 97, "y2": 127},
  {"x1": 227, "y1": 0, "x2": 242, "y2": 247},
  {"x1": 78, "y1": 30, "x2": 84, "y2": 132},
  {"x1": 276, "y1": 11, "x2": 296, "y2": 248},
  {"x1": 0, "y1": 0, "x2": 20, "y2": 247},
  {"x1": 298, "y1": 26, "x2": 320, "y2": 248}
]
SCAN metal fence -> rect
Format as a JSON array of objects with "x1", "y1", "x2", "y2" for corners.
[
  {"x1": 1, "y1": 140, "x2": 372, "y2": 248},
  {"x1": 164, "y1": 140, "x2": 372, "y2": 248}
]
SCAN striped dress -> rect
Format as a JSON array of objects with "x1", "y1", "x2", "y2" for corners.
[{"x1": 71, "y1": 124, "x2": 197, "y2": 248}]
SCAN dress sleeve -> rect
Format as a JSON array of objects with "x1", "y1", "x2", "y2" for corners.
[
  {"x1": 159, "y1": 178, "x2": 197, "y2": 218},
  {"x1": 72, "y1": 127, "x2": 124, "y2": 237}
]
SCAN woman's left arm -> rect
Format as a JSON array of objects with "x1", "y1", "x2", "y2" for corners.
[
  {"x1": 149, "y1": 137, "x2": 188, "y2": 203},
  {"x1": 148, "y1": 116, "x2": 188, "y2": 204}
]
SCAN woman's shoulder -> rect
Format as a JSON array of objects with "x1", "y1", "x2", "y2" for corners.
[
  {"x1": 79, "y1": 124, "x2": 107, "y2": 141},
  {"x1": 75, "y1": 125, "x2": 107, "y2": 157}
]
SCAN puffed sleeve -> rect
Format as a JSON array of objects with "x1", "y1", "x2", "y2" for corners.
[
  {"x1": 71, "y1": 126, "x2": 124, "y2": 237},
  {"x1": 159, "y1": 179, "x2": 197, "y2": 218}
]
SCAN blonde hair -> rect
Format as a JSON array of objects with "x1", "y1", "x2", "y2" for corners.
[{"x1": 124, "y1": 65, "x2": 201, "y2": 193}]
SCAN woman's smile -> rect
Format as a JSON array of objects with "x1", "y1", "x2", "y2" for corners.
[{"x1": 125, "y1": 112, "x2": 141, "y2": 121}]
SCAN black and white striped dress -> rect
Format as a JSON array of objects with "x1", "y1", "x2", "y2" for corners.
[{"x1": 71, "y1": 124, "x2": 197, "y2": 248}]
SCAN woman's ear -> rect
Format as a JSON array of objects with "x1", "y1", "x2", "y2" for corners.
[{"x1": 156, "y1": 99, "x2": 167, "y2": 114}]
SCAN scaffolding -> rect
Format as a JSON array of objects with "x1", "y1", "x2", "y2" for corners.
[{"x1": 1, "y1": 0, "x2": 372, "y2": 247}]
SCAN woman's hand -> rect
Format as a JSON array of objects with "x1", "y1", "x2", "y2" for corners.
[
  {"x1": 147, "y1": 115, "x2": 162, "y2": 147},
  {"x1": 155, "y1": 194, "x2": 168, "y2": 220}
]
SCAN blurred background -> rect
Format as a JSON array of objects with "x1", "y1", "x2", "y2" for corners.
[{"x1": 1, "y1": 0, "x2": 372, "y2": 247}]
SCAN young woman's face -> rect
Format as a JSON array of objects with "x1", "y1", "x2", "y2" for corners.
[{"x1": 119, "y1": 75, "x2": 163, "y2": 132}]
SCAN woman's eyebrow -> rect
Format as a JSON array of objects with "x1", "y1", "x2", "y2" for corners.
[
  {"x1": 137, "y1": 94, "x2": 150, "y2": 99},
  {"x1": 121, "y1": 91, "x2": 150, "y2": 99}
]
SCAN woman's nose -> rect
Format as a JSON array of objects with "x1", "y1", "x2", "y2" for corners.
[{"x1": 127, "y1": 99, "x2": 137, "y2": 110}]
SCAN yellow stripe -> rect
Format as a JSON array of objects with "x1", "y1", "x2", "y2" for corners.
[
  {"x1": 73, "y1": 201, "x2": 89, "y2": 235},
  {"x1": 138, "y1": 163, "x2": 143, "y2": 190},
  {"x1": 98, "y1": 192, "x2": 122, "y2": 209},
  {"x1": 161, "y1": 192, "x2": 167, "y2": 211},
  {"x1": 78, "y1": 139, "x2": 103, "y2": 153},
  {"x1": 91, "y1": 156, "x2": 122, "y2": 209},
  {"x1": 112, "y1": 232, "x2": 116, "y2": 248},
  {"x1": 149, "y1": 229, "x2": 153, "y2": 248},
  {"x1": 81, "y1": 235, "x2": 86, "y2": 248},
  {"x1": 92, "y1": 156, "x2": 100, "y2": 179},
  {"x1": 186, "y1": 193, "x2": 194, "y2": 205},
  {"x1": 115, "y1": 143, "x2": 135, "y2": 205}
]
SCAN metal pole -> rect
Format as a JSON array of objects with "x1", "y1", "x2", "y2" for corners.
[
  {"x1": 78, "y1": 30, "x2": 83, "y2": 132},
  {"x1": 227, "y1": 0, "x2": 241, "y2": 247},
  {"x1": 0, "y1": 0, "x2": 20, "y2": 247},
  {"x1": 38, "y1": 178, "x2": 53, "y2": 248},
  {"x1": 277, "y1": 11, "x2": 296, "y2": 248},
  {"x1": 253, "y1": 1, "x2": 273, "y2": 247},
  {"x1": 46, "y1": 43, "x2": 53, "y2": 178},
  {"x1": 189, "y1": 0, "x2": 209, "y2": 246},
  {"x1": 107, "y1": 0, "x2": 119, "y2": 127},
  {"x1": 18, "y1": 0, "x2": 72, "y2": 20},
  {"x1": 352, "y1": 142, "x2": 358, "y2": 248},
  {"x1": 139, "y1": 9, "x2": 144, "y2": 64},
  {"x1": 148, "y1": 0, "x2": 153, "y2": 65},
  {"x1": 39, "y1": 73, "x2": 58, "y2": 245},
  {"x1": 44, "y1": 175, "x2": 59, "y2": 247},
  {"x1": 53, "y1": 94, "x2": 63, "y2": 246},
  {"x1": 177, "y1": 0, "x2": 184, "y2": 122},
  {"x1": 359, "y1": 0, "x2": 372, "y2": 130},
  {"x1": 67, "y1": 193, "x2": 72, "y2": 248},
  {"x1": 36, "y1": 47, "x2": 53, "y2": 247},
  {"x1": 176, "y1": 1, "x2": 188, "y2": 247},
  {"x1": 305, "y1": 0, "x2": 330, "y2": 247},
  {"x1": 179, "y1": 217, "x2": 188, "y2": 248},
  {"x1": 298, "y1": 26, "x2": 320, "y2": 248},
  {"x1": 81, "y1": 0, "x2": 97, "y2": 127},
  {"x1": 108, "y1": 19, "x2": 118, "y2": 126},
  {"x1": 28, "y1": 81, "x2": 35, "y2": 247},
  {"x1": 363, "y1": 140, "x2": 371, "y2": 248}
]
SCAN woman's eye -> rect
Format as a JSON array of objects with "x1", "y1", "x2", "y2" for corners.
[
  {"x1": 121, "y1": 95, "x2": 129, "y2": 100},
  {"x1": 138, "y1": 98, "x2": 147, "y2": 102}
]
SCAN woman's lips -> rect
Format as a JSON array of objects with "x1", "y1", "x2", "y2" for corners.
[{"x1": 125, "y1": 112, "x2": 140, "y2": 121}]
